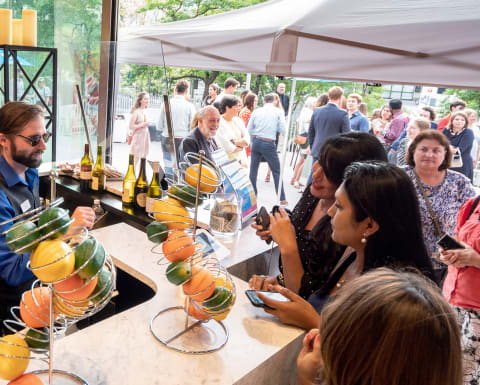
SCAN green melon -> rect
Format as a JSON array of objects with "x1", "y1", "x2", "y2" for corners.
[
  {"x1": 167, "y1": 184, "x2": 204, "y2": 208},
  {"x1": 166, "y1": 261, "x2": 192, "y2": 285},
  {"x1": 38, "y1": 207, "x2": 70, "y2": 239},
  {"x1": 146, "y1": 221, "x2": 168, "y2": 244},
  {"x1": 74, "y1": 236, "x2": 106, "y2": 280},
  {"x1": 5, "y1": 220, "x2": 39, "y2": 253},
  {"x1": 204, "y1": 287, "x2": 233, "y2": 311},
  {"x1": 25, "y1": 327, "x2": 49, "y2": 349},
  {"x1": 91, "y1": 268, "x2": 114, "y2": 303}
]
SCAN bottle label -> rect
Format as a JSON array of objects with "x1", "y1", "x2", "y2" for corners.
[
  {"x1": 80, "y1": 169, "x2": 92, "y2": 180},
  {"x1": 146, "y1": 196, "x2": 155, "y2": 213},
  {"x1": 136, "y1": 193, "x2": 147, "y2": 208},
  {"x1": 91, "y1": 176, "x2": 99, "y2": 191},
  {"x1": 122, "y1": 188, "x2": 132, "y2": 204}
]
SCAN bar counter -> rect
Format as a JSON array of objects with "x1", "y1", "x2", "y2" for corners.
[{"x1": 12, "y1": 222, "x2": 303, "y2": 385}]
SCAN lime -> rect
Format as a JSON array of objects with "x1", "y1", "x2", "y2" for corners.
[
  {"x1": 166, "y1": 261, "x2": 192, "y2": 285},
  {"x1": 74, "y1": 236, "x2": 106, "y2": 280},
  {"x1": 5, "y1": 221, "x2": 39, "y2": 253},
  {"x1": 38, "y1": 207, "x2": 70, "y2": 239},
  {"x1": 167, "y1": 184, "x2": 204, "y2": 208},
  {"x1": 25, "y1": 327, "x2": 49, "y2": 349},
  {"x1": 91, "y1": 268, "x2": 113, "y2": 303},
  {"x1": 146, "y1": 221, "x2": 168, "y2": 244},
  {"x1": 203, "y1": 287, "x2": 233, "y2": 311}
]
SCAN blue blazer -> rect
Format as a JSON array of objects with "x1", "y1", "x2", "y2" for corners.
[{"x1": 308, "y1": 103, "x2": 350, "y2": 158}]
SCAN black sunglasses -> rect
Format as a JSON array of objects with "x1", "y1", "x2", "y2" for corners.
[{"x1": 15, "y1": 132, "x2": 52, "y2": 147}]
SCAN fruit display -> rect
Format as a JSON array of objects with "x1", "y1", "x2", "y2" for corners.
[
  {"x1": 162, "y1": 231, "x2": 196, "y2": 262},
  {"x1": 167, "y1": 184, "x2": 204, "y2": 208},
  {"x1": 184, "y1": 164, "x2": 219, "y2": 193},
  {"x1": 166, "y1": 261, "x2": 192, "y2": 285},
  {"x1": 0, "y1": 198, "x2": 117, "y2": 380},
  {"x1": 153, "y1": 197, "x2": 192, "y2": 230},
  {"x1": 146, "y1": 221, "x2": 168, "y2": 244}
]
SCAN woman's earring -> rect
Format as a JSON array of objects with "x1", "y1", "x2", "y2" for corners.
[{"x1": 361, "y1": 233, "x2": 367, "y2": 244}]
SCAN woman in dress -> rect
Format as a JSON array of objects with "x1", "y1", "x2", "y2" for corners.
[
  {"x1": 297, "y1": 268, "x2": 462, "y2": 385},
  {"x1": 371, "y1": 104, "x2": 393, "y2": 144},
  {"x1": 249, "y1": 132, "x2": 388, "y2": 299},
  {"x1": 396, "y1": 117, "x2": 431, "y2": 166},
  {"x1": 201, "y1": 83, "x2": 219, "y2": 107},
  {"x1": 216, "y1": 95, "x2": 250, "y2": 167},
  {"x1": 291, "y1": 97, "x2": 317, "y2": 189},
  {"x1": 465, "y1": 108, "x2": 480, "y2": 166},
  {"x1": 129, "y1": 91, "x2": 151, "y2": 172},
  {"x1": 442, "y1": 111, "x2": 474, "y2": 180},
  {"x1": 239, "y1": 93, "x2": 257, "y2": 158},
  {"x1": 405, "y1": 130, "x2": 475, "y2": 281},
  {"x1": 253, "y1": 161, "x2": 435, "y2": 330}
]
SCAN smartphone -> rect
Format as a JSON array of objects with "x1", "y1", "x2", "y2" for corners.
[
  {"x1": 255, "y1": 206, "x2": 270, "y2": 231},
  {"x1": 245, "y1": 290, "x2": 290, "y2": 309},
  {"x1": 437, "y1": 233, "x2": 465, "y2": 250}
]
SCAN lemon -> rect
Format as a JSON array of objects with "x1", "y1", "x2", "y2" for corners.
[
  {"x1": 185, "y1": 164, "x2": 218, "y2": 193},
  {"x1": 153, "y1": 198, "x2": 192, "y2": 230},
  {"x1": 30, "y1": 240, "x2": 75, "y2": 283},
  {"x1": 0, "y1": 334, "x2": 30, "y2": 381}
]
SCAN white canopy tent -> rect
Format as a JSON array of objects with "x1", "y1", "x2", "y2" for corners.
[{"x1": 118, "y1": 0, "x2": 480, "y2": 90}]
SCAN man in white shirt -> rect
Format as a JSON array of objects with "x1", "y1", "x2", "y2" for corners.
[{"x1": 158, "y1": 79, "x2": 196, "y2": 174}]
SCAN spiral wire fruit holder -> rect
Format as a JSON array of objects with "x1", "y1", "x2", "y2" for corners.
[
  {"x1": 148, "y1": 151, "x2": 237, "y2": 354},
  {"x1": 0, "y1": 198, "x2": 116, "y2": 384}
]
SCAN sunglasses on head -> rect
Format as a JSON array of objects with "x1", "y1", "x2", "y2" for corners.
[{"x1": 15, "y1": 132, "x2": 52, "y2": 147}]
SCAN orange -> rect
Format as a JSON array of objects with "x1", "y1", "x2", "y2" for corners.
[
  {"x1": 19, "y1": 287, "x2": 57, "y2": 329},
  {"x1": 153, "y1": 198, "x2": 192, "y2": 230},
  {"x1": 8, "y1": 373, "x2": 44, "y2": 384},
  {"x1": 184, "y1": 297, "x2": 210, "y2": 321},
  {"x1": 162, "y1": 231, "x2": 195, "y2": 262},
  {"x1": 185, "y1": 164, "x2": 218, "y2": 193},
  {"x1": 30, "y1": 240, "x2": 75, "y2": 283},
  {"x1": 183, "y1": 267, "x2": 215, "y2": 302},
  {"x1": 53, "y1": 274, "x2": 98, "y2": 301},
  {"x1": 52, "y1": 294, "x2": 89, "y2": 318},
  {"x1": 0, "y1": 334, "x2": 30, "y2": 381}
]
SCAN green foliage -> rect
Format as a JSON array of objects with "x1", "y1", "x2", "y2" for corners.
[{"x1": 442, "y1": 89, "x2": 480, "y2": 114}]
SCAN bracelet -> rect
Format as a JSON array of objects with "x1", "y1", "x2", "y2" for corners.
[{"x1": 277, "y1": 273, "x2": 285, "y2": 287}]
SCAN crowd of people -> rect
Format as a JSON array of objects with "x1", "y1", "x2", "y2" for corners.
[{"x1": 126, "y1": 80, "x2": 480, "y2": 384}]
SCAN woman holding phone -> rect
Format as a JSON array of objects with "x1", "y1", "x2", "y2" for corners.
[{"x1": 256, "y1": 162, "x2": 435, "y2": 330}]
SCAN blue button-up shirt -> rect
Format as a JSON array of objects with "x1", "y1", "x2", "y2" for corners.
[
  {"x1": 349, "y1": 111, "x2": 369, "y2": 132},
  {"x1": 247, "y1": 104, "x2": 286, "y2": 140},
  {"x1": 0, "y1": 156, "x2": 37, "y2": 286}
]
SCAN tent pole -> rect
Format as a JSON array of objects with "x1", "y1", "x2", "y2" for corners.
[
  {"x1": 278, "y1": 78, "x2": 296, "y2": 203},
  {"x1": 246, "y1": 73, "x2": 252, "y2": 90}
]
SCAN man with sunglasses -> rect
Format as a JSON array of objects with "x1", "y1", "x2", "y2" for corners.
[{"x1": 0, "y1": 102, "x2": 95, "y2": 334}]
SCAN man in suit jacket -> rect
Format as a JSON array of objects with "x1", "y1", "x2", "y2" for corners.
[
  {"x1": 180, "y1": 106, "x2": 219, "y2": 163},
  {"x1": 307, "y1": 86, "x2": 350, "y2": 184}
]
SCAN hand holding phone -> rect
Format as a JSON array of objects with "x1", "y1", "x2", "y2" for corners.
[
  {"x1": 245, "y1": 289, "x2": 290, "y2": 309},
  {"x1": 437, "y1": 234, "x2": 465, "y2": 250},
  {"x1": 255, "y1": 206, "x2": 270, "y2": 231}
]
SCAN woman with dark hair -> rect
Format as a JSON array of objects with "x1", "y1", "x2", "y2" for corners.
[
  {"x1": 255, "y1": 161, "x2": 435, "y2": 330},
  {"x1": 405, "y1": 130, "x2": 475, "y2": 281},
  {"x1": 297, "y1": 268, "x2": 462, "y2": 385},
  {"x1": 216, "y1": 95, "x2": 250, "y2": 167},
  {"x1": 129, "y1": 91, "x2": 151, "y2": 171},
  {"x1": 371, "y1": 104, "x2": 393, "y2": 144},
  {"x1": 443, "y1": 111, "x2": 474, "y2": 180},
  {"x1": 315, "y1": 93, "x2": 329, "y2": 108},
  {"x1": 201, "y1": 83, "x2": 219, "y2": 107},
  {"x1": 420, "y1": 105, "x2": 438, "y2": 129},
  {"x1": 239, "y1": 93, "x2": 257, "y2": 158},
  {"x1": 249, "y1": 132, "x2": 387, "y2": 300}
]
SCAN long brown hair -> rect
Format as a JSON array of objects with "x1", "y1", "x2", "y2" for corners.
[
  {"x1": 320, "y1": 268, "x2": 463, "y2": 385},
  {"x1": 131, "y1": 92, "x2": 148, "y2": 113}
]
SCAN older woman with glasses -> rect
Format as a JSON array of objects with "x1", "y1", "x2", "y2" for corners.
[{"x1": 404, "y1": 130, "x2": 475, "y2": 282}]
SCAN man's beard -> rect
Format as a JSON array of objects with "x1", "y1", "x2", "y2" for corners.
[{"x1": 11, "y1": 141, "x2": 43, "y2": 168}]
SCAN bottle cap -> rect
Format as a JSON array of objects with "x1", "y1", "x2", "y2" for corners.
[{"x1": 93, "y1": 199, "x2": 101, "y2": 205}]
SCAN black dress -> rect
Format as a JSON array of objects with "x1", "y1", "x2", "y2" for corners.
[{"x1": 279, "y1": 186, "x2": 345, "y2": 299}]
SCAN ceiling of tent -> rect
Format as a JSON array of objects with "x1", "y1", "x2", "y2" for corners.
[{"x1": 117, "y1": 0, "x2": 480, "y2": 89}]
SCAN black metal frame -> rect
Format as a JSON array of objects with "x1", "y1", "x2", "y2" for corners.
[{"x1": 0, "y1": 45, "x2": 58, "y2": 161}]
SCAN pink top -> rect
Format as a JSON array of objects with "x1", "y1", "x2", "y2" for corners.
[{"x1": 443, "y1": 197, "x2": 480, "y2": 309}]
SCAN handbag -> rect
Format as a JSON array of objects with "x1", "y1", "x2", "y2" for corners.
[
  {"x1": 294, "y1": 134, "x2": 307, "y2": 145},
  {"x1": 451, "y1": 147, "x2": 463, "y2": 168}
]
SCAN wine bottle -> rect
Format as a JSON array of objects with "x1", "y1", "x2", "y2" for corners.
[
  {"x1": 122, "y1": 154, "x2": 136, "y2": 206},
  {"x1": 146, "y1": 161, "x2": 162, "y2": 213},
  {"x1": 79, "y1": 143, "x2": 92, "y2": 192},
  {"x1": 134, "y1": 157, "x2": 148, "y2": 209},
  {"x1": 91, "y1": 145, "x2": 105, "y2": 192}
]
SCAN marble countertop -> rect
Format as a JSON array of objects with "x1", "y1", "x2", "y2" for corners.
[{"x1": 9, "y1": 223, "x2": 304, "y2": 385}]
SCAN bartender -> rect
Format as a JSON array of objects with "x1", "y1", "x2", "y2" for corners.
[{"x1": 0, "y1": 101, "x2": 95, "y2": 334}]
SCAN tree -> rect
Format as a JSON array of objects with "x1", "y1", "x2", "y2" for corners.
[{"x1": 442, "y1": 89, "x2": 480, "y2": 114}]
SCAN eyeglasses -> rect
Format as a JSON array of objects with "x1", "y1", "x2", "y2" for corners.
[{"x1": 15, "y1": 132, "x2": 52, "y2": 147}]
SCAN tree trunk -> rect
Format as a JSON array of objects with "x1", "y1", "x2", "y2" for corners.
[
  {"x1": 202, "y1": 71, "x2": 220, "y2": 100},
  {"x1": 253, "y1": 74, "x2": 263, "y2": 96}
]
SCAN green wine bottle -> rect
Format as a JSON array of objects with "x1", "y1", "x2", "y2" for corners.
[
  {"x1": 91, "y1": 145, "x2": 105, "y2": 192},
  {"x1": 134, "y1": 157, "x2": 148, "y2": 209},
  {"x1": 79, "y1": 143, "x2": 92, "y2": 193},
  {"x1": 122, "y1": 154, "x2": 136, "y2": 206},
  {"x1": 146, "y1": 161, "x2": 162, "y2": 214}
]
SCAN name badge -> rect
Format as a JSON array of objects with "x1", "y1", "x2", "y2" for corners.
[{"x1": 20, "y1": 199, "x2": 31, "y2": 213}]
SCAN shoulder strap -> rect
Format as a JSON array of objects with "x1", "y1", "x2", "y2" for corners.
[
  {"x1": 413, "y1": 171, "x2": 443, "y2": 236},
  {"x1": 466, "y1": 196, "x2": 480, "y2": 221}
]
